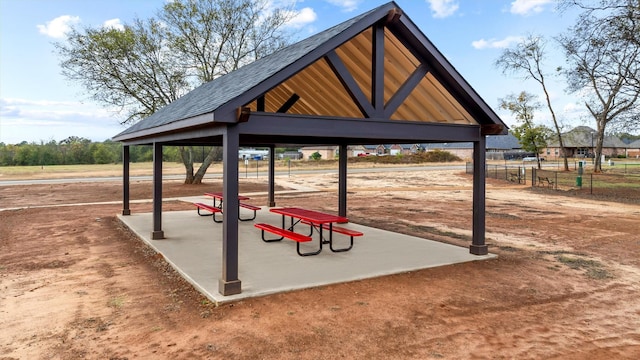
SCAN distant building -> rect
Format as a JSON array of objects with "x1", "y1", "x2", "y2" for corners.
[
  {"x1": 423, "y1": 132, "x2": 521, "y2": 160},
  {"x1": 299, "y1": 146, "x2": 337, "y2": 160},
  {"x1": 545, "y1": 126, "x2": 627, "y2": 159},
  {"x1": 626, "y1": 140, "x2": 640, "y2": 158}
]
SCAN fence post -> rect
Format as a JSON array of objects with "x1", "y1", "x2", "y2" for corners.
[
  {"x1": 554, "y1": 171, "x2": 558, "y2": 190},
  {"x1": 590, "y1": 173, "x2": 593, "y2": 195},
  {"x1": 532, "y1": 167, "x2": 536, "y2": 187}
]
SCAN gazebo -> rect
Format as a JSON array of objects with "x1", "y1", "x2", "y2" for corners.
[{"x1": 113, "y1": 1, "x2": 506, "y2": 297}]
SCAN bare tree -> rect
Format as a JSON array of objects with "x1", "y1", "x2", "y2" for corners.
[
  {"x1": 495, "y1": 35, "x2": 570, "y2": 171},
  {"x1": 558, "y1": 0, "x2": 640, "y2": 172},
  {"x1": 56, "y1": 0, "x2": 294, "y2": 183}
]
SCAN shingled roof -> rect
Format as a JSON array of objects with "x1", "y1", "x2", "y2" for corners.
[
  {"x1": 114, "y1": 8, "x2": 375, "y2": 139},
  {"x1": 113, "y1": 1, "x2": 505, "y2": 145},
  {"x1": 548, "y1": 126, "x2": 627, "y2": 148}
]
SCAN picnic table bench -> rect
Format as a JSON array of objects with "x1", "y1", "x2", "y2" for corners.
[
  {"x1": 194, "y1": 202, "x2": 222, "y2": 217},
  {"x1": 255, "y1": 223, "x2": 316, "y2": 256},
  {"x1": 300, "y1": 220, "x2": 362, "y2": 252},
  {"x1": 196, "y1": 192, "x2": 261, "y2": 222}
]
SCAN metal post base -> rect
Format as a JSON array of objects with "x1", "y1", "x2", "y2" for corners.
[
  {"x1": 122, "y1": 209, "x2": 131, "y2": 216},
  {"x1": 469, "y1": 244, "x2": 488, "y2": 255},
  {"x1": 218, "y1": 279, "x2": 242, "y2": 296},
  {"x1": 151, "y1": 230, "x2": 165, "y2": 240}
]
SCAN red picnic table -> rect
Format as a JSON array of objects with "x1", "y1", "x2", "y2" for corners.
[
  {"x1": 255, "y1": 207, "x2": 362, "y2": 256},
  {"x1": 193, "y1": 192, "x2": 260, "y2": 222}
]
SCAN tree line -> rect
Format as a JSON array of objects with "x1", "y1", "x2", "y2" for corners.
[{"x1": 0, "y1": 136, "x2": 221, "y2": 166}]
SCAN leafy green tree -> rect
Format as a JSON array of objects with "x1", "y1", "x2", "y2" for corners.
[
  {"x1": 130, "y1": 145, "x2": 153, "y2": 162},
  {"x1": 55, "y1": 0, "x2": 294, "y2": 183},
  {"x1": 91, "y1": 142, "x2": 120, "y2": 164},
  {"x1": 558, "y1": 0, "x2": 640, "y2": 172},
  {"x1": 60, "y1": 136, "x2": 92, "y2": 164},
  {"x1": 310, "y1": 151, "x2": 322, "y2": 161},
  {"x1": 13, "y1": 143, "x2": 37, "y2": 165},
  {"x1": 42, "y1": 140, "x2": 62, "y2": 165},
  {"x1": 500, "y1": 92, "x2": 550, "y2": 169},
  {"x1": 495, "y1": 35, "x2": 569, "y2": 171},
  {"x1": 0, "y1": 143, "x2": 15, "y2": 165}
]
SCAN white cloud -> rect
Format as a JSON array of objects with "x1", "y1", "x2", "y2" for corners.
[
  {"x1": 510, "y1": 0, "x2": 553, "y2": 16},
  {"x1": 472, "y1": 36, "x2": 523, "y2": 49},
  {"x1": 0, "y1": 98, "x2": 121, "y2": 129},
  {"x1": 37, "y1": 15, "x2": 81, "y2": 38},
  {"x1": 0, "y1": 97, "x2": 126, "y2": 143},
  {"x1": 426, "y1": 0, "x2": 459, "y2": 19},
  {"x1": 324, "y1": 0, "x2": 361, "y2": 13},
  {"x1": 103, "y1": 18, "x2": 124, "y2": 31},
  {"x1": 285, "y1": 7, "x2": 317, "y2": 28}
]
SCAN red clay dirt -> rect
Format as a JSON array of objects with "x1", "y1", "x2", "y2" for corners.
[{"x1": 1, "y1": 170, "x2": 639, "y2": 359}]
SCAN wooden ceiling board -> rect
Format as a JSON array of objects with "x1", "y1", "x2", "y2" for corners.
[
  {"x1": 383, "y1": 31, "x2": 418, "y2": 102},
  {"x1": 244, "y1": 23, "x2": 479, "y2": 126},
  {"x1": 307, "y1": 60, "x2": 362, "y2": 117},
  {"x1": 273, "y1": 58, "x2": 362, "y2": 117},
  {"x1": 391, "y1": 75, "x2": 455, "y2": 122},
  {"x1": 336, "y1": 30, "x2": 372, "y2": 101},
  {"x1": 424, "y1": 73, "x2": 475, "y2": 123}
]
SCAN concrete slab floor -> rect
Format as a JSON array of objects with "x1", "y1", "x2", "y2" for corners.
[{"x1": 118, "y1": 208, "x2": 495, "y2": 304}]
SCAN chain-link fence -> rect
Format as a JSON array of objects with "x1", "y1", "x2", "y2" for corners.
[
  {"x1": 465, "y1": 162, "x2": 528, "y2": 184},
  {"x1": 466, "y1": 162, "x2": 640, "y2": 202}
]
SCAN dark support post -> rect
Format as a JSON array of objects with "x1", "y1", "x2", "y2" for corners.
[
  {"x1": 219, "y1": 125, "x2": 242, "y2": 296},
  {"x1": 338, "y1": 144, "x2": 347, "y2": 218},
  {"x1": 372, "y1": 22, "x2": 385, "y2": 117},
  {"x1": 268, "y1": 144, "x2": 276, "y2": 207},
  {"x1": 122, "y1": 145, "x2": 131, "y2": 216},
  {"x1": 151, "y1": 142, "x2": 164, "y2": 240},
  {"x1": 470, "y1": 136, "x2": 487, "y2": 255}
]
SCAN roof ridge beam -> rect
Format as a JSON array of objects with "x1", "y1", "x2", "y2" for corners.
[{"x1": 324, "y1": 50, "x2": 376, "y2": 118}]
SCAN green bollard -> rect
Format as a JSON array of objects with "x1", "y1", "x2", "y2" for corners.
[{"x1": 576, "y1": 161, "x2": 583, "y2": 187}]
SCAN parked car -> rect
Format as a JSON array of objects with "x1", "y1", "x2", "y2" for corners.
[{"x1": 522, "y1": 156, "x2": 544, "y2": 162}]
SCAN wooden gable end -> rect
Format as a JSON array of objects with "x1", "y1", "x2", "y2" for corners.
[{"x1": 243, "y1": 15, "x2": 477, "y2": 126}]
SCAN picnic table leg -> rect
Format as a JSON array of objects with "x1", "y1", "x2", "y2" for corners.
[
  {"x1": 303, "y1": 223, "x2": 322, "y2": 256},
  {"x1": 328, "y1": 222, "x2": 354, "y2": 253},
  {"x1": 320, "y1": 224, "x2": 330, "y2": 245}
]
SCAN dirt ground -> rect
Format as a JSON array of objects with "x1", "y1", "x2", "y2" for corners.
[{"x1": 1, "y1": 169, "x2": 639, "y2": 359}]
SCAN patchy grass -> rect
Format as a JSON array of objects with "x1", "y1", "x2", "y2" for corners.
[
  {"x1": 497, "y1": 245, "x2": 520, "y2": 252},
  {"x1": 555, "y1": 255, "x2": 613, "y2": 280},
  {"x1": 108, "y1": 295, "x2": 127, "y2": 308}
]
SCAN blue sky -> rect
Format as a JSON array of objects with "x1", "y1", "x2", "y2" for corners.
[{"x1": 0, "y1": 0, "x2": 584, "y2": 144}]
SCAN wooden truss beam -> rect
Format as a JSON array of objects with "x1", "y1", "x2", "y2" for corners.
[{"x1": 324, "y1": 51, "x2": 375, "y2": 118}]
